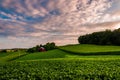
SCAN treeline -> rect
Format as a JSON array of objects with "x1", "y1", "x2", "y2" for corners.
[
  {"x1": 0, "y1": 48, "x2": 27, "y2": 53},
  {"x1": 78, "y1": 28, "x2": 120, "y2": 45},
  {"x1": 27, "y1": 42, "x2": 57, "y2": 53}
]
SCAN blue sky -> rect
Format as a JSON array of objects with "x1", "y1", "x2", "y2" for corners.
[{"x1": 0, "y1": 0, "x2": 120, "y2": 49}]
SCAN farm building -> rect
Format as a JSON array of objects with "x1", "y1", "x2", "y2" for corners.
[{"x1": 38, "y1": 47, "x2": 46, "y2": 52}]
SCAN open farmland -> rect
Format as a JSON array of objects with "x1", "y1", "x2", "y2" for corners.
[
  {"x1": 1, "y1": 59, "x2": 120, "y2": 80},
  {"x1": 0, "y1": 51, "x2": 27, "y2": 62},
  {"x1": 16, "y1": 49, "x2": 70, "y2": 61},
  {"x1": 1, "y1": 44, "x2": 120, "y2": 80},
  {"x1": 60, "y1": 44, "x2": 120, "y2": 55}
]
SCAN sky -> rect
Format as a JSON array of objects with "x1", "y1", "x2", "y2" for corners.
[{"x1": 0, "y1": 0, "x2": 120, "y2": 49}]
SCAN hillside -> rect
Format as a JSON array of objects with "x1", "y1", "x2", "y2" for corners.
[
  {"x1": 60, "y1": 44, "x2": 120, "y2": 55},
  {"x1": 1, "y1": 44, "x2": 120, "y2": 62},
  {"x1": 13, "y1": 44, "x2": 120, "y2": 61},
  {"x1": 1, "y1": 44, "x2": 120, "y2": 79},
  {"x1": 16, "y1": 49, "x2": 70, "y2": 61},
  {"x1": 0, "y1": 51, "x2": 27, "y2": 62}
]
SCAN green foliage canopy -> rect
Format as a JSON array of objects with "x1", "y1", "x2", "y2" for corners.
[
  {"x1": 78, "y1": 28, "x2": 120, "y2": 45},
  {"x1": 27, "y1": 42, "x2": 57, "y2": 53}
]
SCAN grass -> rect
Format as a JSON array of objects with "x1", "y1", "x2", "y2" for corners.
[
  {"x1": 0, "y1": 52, "x2": 14, "y2": 58},
  {"x1": 0, "y1": 51, "x2": 27, "y2": 62},
  {"x1": 1, "y1": 44, "x2": 120, "y2": 79},
  {"x1": 17, "y1": 55, "x2": 120, "y2": 62},
  {"x1": 16, "y1": 49, "x2": 70, "y2": 61},
  {"x1": 7, "y1": 44, "x2": 120, "y2": 61},
  {"x1": 59, "y1": 44, "x2": 120, "y2": 55},
  {"x1": 2, "y1": 44, "x2": 120, "y2": 62}
]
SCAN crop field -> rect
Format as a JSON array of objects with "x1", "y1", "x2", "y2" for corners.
[
  {"x1": 1, "y1": 59, "x2": 120, "y2": 80},
  {"x1": 1, "y1": 44, "x2": 120, "y2": 80}
]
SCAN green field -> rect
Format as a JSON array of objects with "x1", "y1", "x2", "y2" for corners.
[
  {"x1": 1, "y1": 44, "x2": 120, "y2": 79},
  {"x1": 1, "y1": 60, "x2": 120, "y2": 80},
  {"x1": 16, "y1": 49, "x2": 70, "y2": 61},
  {"x1": 60, "y1": 44, "x2": 120, "y2": 55},
  {"x1": 0, "y1": 51, "x2": 27, "y2": 62}
]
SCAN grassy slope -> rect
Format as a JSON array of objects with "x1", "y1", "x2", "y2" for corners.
[
  {"x1": 0, "y1": 52, "x2": 12, "y2": 58},
  {"x1": 16, "y1": 49, "x2": 71, "y2": 61},
  {"x1": 1, "y1": 44, "x2": 120, "y2": 62},
  {"x1": 1, "y1": 44, "x2": 120, "y2": 79},
  {"x1": 16, "y1": 44, "x2": 120, "y2": 61},
  {"x1": 59, "y1": 44, "x2": 120, "y2": 55},
  {"x1": 0, "y1": 51, "x2": 27, "y2": 62}
]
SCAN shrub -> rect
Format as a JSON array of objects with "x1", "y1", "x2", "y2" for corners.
[
  {"x1": 27, "y1": 42, "x2": 57, "y2": 53},
  {"x1": 1, "y1": 50, "x2": 7, "y2": 53}
]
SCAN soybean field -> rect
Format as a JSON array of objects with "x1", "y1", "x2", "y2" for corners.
[{"x1": 1, "y1": 44, "x2": 120, "y2": 80}]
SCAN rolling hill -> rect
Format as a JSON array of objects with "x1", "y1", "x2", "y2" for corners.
[{"x1": 1, "y1": 44, "x2": 120, "y2": 79}]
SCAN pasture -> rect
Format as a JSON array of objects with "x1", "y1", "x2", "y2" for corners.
[{"x1": 60, "y1": 44, "x2": 120, "y2": 55}]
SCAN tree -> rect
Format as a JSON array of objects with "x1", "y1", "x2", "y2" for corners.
[
  {"x1": 78, "y1": 29, "x2": 120, "y2": 45},
  {"x1": 44, "y1": 42, "x2": 56, "y2": 51},
  {"x1": 1, "y1": 50, "x2": 7, "y2": 53},
  {"x1": 27, "y1": 48, "x2": 35, "y2": 53},
  {"x1": 27, "y1": 42, "x2": 57, "y2": 53}
]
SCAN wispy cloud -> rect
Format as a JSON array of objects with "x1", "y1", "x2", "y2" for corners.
[{"x1": 1, "y1": 0, "x2": 120, "y2": 49}]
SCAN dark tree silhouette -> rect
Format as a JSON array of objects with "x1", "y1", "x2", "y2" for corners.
[{"x1": 78, "y1": 28, "x2": 120, "y2": 45}]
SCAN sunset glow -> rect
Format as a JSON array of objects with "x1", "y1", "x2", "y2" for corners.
[{"x1": 0, "y1": 0, "x2": 120, "y2": 49}]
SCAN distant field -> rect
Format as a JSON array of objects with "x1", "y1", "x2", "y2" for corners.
[
  {"x1": 0, "y1": 52, "x2": 11, "y2": 58},
  {"x1": 0, "y1": 51, "x2": 27, "y2": 62},
  {"x1": 16, "y1": 49, "x2": 69, "y2": 61},
  {"x1": 16, "y1": 49, "x2": 120, "y2": 61},
  {"x1": 60, "y1": 44, "x2": 120, "y2": 55},
  {"x1": 2, "y1": 44, "x2": 120, "y2": 62}
]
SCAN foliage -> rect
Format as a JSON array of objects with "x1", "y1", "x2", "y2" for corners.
[
  {"x1": 1, "y1": 60, "x2": 120, "y2": 80},
  {"x1": 1, "y1": 44, "x2": 120, "y2": 79},
  {"x1": 44, "y1": 42, "x2": 57, "y2": 51},
  {"x1": 27, "y1": 47, "x2": 36, "y2": 53},
  {"x1": 0, "y1": 50, "x2": 7, "y2": 53},
  {"x1": 78, "y1": 28, "x2": 120, "y2": 45},
  {"x1": 27, "y1": 42, "x2": 57, "y2": 53}
]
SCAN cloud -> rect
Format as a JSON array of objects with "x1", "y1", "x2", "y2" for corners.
[
  {"x1": 1, "y1": 0, "x2": 49, "y2": 17},
  {"x1": 0, "y1": 20, "x2": 29, "y2": 37},
  {"x1": 83, "y1": 21, "x2": 120, "y2": 32},
  {"x1": 31, "y1": 0, "x2": 113, "y2": 36},
  {"x1": 0, "y1": 0, "x2": 113, "y2": 22},
  {"x1": 1, "y1": 0, "x2": 119, "y2": 49}
]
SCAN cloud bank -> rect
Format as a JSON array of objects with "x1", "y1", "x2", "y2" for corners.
[{"x1": 0, "y1": 0, "x2": 120, "y2": 49}]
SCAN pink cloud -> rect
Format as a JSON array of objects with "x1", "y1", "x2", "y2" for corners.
[{"x1": 1, "y1": 0, "x2": 120, "y2": 49}]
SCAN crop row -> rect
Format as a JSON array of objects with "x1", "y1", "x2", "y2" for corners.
[{"x1": 1, "y1": 59, "x2": 120, "y2": 80}]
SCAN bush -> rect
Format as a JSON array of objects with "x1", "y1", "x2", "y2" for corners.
[
  {"x1": 27, "y1": 48, "x2": 35, "y2": 53},
  {"x1": 1, "y1": 50, "x2": 7, "y2": 53},
  {"x1": 27, "y1": 42, "x2": 57, "y2": 53},
  {"x1": 44, "y1": 42, "x2": 57, "y2": 51}
]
